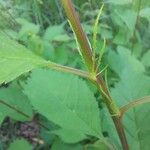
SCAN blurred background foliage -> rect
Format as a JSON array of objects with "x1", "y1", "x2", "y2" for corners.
[{"x1": 0, "y1": 0, "x2": 150, "y2": 68}]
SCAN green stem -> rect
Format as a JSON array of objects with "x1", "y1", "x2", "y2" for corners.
[
  {"x1": 61, "y1": 0, "x2": 93, "y2": 71},
  {"x1": 46, "y1": 61, "x2": 93, "y2": 80},
  {"x1": 61, "y1": 1, "x2": 129, "y2": 149}
]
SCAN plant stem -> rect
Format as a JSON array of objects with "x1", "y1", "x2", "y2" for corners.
[
  {"x1": 120, "y1": 96, "x2": 150, "y2": 118},
  {"x1": 112, "y1": 116, "x2": 129, "y2": 150},
  {"x1": 61, "y1": 0, "x2": 129, "y2": 149},
  {"x1": 61, "y1": 0, "x2": 93, "y2": 71},
  {"x1": 46, "y1": 61, "x2": 93, "y2": 80},
  {"x1": 96, "y1": 76, "x2": 129, "y2": 150}
]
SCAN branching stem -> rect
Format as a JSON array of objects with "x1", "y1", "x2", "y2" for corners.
[
  {"x1": 61, "y1": 0, "x2": 129, "y2": 149},
  {"x1": 46, "y1": 62, "x2": 94, "y2": 81},
  {"x1": 120, "y1": 96, "x2": 150, "y2": 118}
]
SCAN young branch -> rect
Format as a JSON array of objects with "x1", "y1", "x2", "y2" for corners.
[
  {"x1": 120, "y1": 96, "x2": 150, "y2": 118},
  {"x1": 46, "y1": 61, "x2": 94, "y2": 81},
  {"x1": 61, "y1": 0, "x2": 129, "y2": 149}
]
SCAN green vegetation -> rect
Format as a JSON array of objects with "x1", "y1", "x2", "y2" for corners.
[{"x1": 0, "y1": 0, "x2": 150, "y2": 149}]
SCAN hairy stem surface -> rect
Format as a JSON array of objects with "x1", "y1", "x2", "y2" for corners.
[
  {"x1": 46, "y1": 62, "x2": 93, "y2": 80},
  {"x1": 61, "y1": 0, "x2": 129, "y2": 149}
]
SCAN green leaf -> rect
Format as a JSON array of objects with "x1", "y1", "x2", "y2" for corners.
[
  {"x1": 53, "y1": 34, "x2": 70, "y2": 42},
  {"x1": 51, "y1": 138, "x2": 82, "y2": 150},
  {"x1": 0, "y1": 31, "x2": 47, "y2": 84},
  {"x1": 115, "y1": 9, "x2": 137, "y2": 33},
  {"x1": 44, "y1": 24, "x2": 66, "y2": 42},
  {"x1": 0, "y1": 113, "x2": 4, "y2": 124},
  {"x1": 140, "y1": 7, "x2": 150, "y2": 22},
  {"x1": 52, "y1": 128, "x2": 86, "y2": 143},
  {"x1": 23, "y1": 69, "x2": 102, "y2": 143},
  {"x1": 17, "y1": 18, "x2": 40, "y2": 36},
  {"x1": 106, "y1": 0, "x2": 132, "y2": 5},
  {"x1": 109, "y1": 47, "x2": 150, "y2": 149},
  {"x1": 109, "y1": 47, "x2": 150, "y2": 106},
  {"x1": 122, "y1": 103, "x2": 150, "y2": 150},
  {"x1": 0, "y1": 83, "x2": 33, "y2": 123},
  {"x1": 133, "y1": 0, "x2": 150, "y2": 10},
  {"x1": 8, "y1": 139, "x2": 32, "y2": 150},
  {"x1": 107, "y1": 46, "x2": 144, "y2": 77},
  {"x1": 142, "y1": 50, "x2": 150, "y2": 67},
  {"x1": 85, "y1": 139, "x2": 116, "y2": 150},
  {"x1": 27, "y1": 34, "x2": 44, "y2": 56},
  {"x1": 113, "y1": 29, "x2": 130, "y2": 45}
]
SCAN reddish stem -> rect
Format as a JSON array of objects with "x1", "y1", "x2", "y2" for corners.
[{"x1": 61, "y1": 0, "x2": 129, "y2": 149}]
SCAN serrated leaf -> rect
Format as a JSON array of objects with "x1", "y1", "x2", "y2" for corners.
[
  {"x1": 109, "y1": 47, "x2": 150, "y2": 149},
  {"x1": 107, "y1": 46, "x2": 144, "y2": 77},
  {"x1": 122, "y1": 104, "x2": 150, "y2": 150},
  {"x1": 8, "y1": 139, "x2": 32, "y2": 150},
  {"x1": 109, "y1": 47, "x2": 150, "y2": 106},
  {"x1": 0, "y1": 83, "x2": 33, "y2": 122},
  {"x1": 0, "y1": 31, "x2": 48, "y2": 84},
  {"x1": 23, "y1": 69, "x2": 102, "y2": 143}
]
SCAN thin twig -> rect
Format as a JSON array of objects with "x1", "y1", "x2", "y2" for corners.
[
  {"x1": 46, "y1": 61, "x2": 94, "y2": 81},
  {"x1": 120, "y1": 96, "x2": 150, "y2": 118}
]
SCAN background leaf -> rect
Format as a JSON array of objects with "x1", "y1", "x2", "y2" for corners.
[
  {"x1": 0, "y1": 83, "x2": 33, "y2": 124},
  {"x1": 142, "y1": 50, "x2": 150, "y2": 67},
  {"x1": 106, "y1": 0, "x2": 132, "y2": 5},
  {"x1": 108, "y1": 47, "x2": 150, "y2": 149},
  {"x1": 115, "y1": 9, "x2": 137, "y2": 33},
  {"x1": 51, "y1": 138, "x2": 82, "y2": 150},
  {"x1": 140, "y1": 7, "x2": 150, "y2": 22},
  {"x1": 8, "y1": 139, "x2": 32, "y2": 150}
]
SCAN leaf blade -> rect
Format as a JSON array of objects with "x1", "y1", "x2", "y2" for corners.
[
  {"x1": 23, "y1": 69, "x2": 102, "y2": 143},
  {"x1": 0, "y1": 31, "x2": 47, "y2": 84}
]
